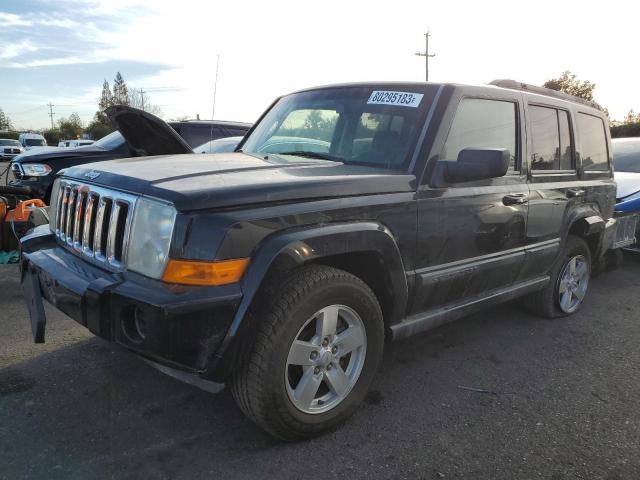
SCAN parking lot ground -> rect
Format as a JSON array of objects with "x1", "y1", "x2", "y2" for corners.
[{"x1": 1, "y1": 259, "x2": 640, "y2": 480}]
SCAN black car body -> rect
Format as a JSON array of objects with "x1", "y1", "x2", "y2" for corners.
[
  {"x1": 10, "y1": 107, "x2": 251, "y2": 201},
  {"x1": 21, "y1": 81, "x2": 616, "y2": 439}
]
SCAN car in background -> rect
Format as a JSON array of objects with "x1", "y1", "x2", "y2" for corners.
[
  {"x1": 168, "y1": 120, "x2": 250, "y2": 148},
  {"x1": 10, "y1": 106, "x2": 247, "y2": 202},
  {"x1": 612, "y1": 137, "x2": 640, "y2": 212},
  {"x1": 0, "y1": 139, "x2": 24, "y2": 160},
  {"x1": 57, "y1": 139, "x2": 95, "y2": 148},
  {"x1": 194, "y1": 136, "x2": 243, "y2": 153},
  {"x1": 18, "y1": 133, "x2": 47, "y2": 150}
]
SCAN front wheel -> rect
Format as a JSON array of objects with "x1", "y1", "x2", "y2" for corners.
[
  {"x1": 229, "y1": 265, "x2": 384, "y2": 441},
  {"x1": 524, "y1": 235, "x2": 592, "y2": 318}
]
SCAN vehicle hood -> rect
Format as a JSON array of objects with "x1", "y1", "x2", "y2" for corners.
[
  {"x1": 105, "y1": 105, "x2": 193, "y2": 156},
  {"x1": 614, "y1": 171, "x2": 640, "y2": 199},
  {"x1": 12, "y1": 144, "x2": 109, "y2": 163},
  {"x1": 63, "y1": 152, "x2": 415, "y2": 211}
]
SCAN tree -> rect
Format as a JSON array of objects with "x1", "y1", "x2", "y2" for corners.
[
  {"x1": 304, "y1": 110, "x2": 324, "y2": 130},
  {"x1": 57, "y1": 112, "x2": 84, "y2": 140},
  {"x1": 0, "y1": 107, "x2": 12, "y2": 131},
  {"x1": 543, "y1": 71, "x2": 596, "y2": 101},
  {"x1": 112, "y1": 72, "x2": 129, "y2": 105},
  {"x1": 85, "y1": 112, "x2": 115, "y2": 140},
  {"x1": 625, "y1": 109, "x2": 639, "y2": 124},
  {"x1": 98, "y1": 79, "x2": 112, "y2": 112}
]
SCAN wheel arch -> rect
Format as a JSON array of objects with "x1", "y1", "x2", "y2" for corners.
[{"x1": 205, "y1": 221, "x2": 407, "y2": 380}]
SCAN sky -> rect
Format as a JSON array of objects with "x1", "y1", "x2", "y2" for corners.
[{"x1": 0, "y1": 0, "x2": 638, "y2": 130}]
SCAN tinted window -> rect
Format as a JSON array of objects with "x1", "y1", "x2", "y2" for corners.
[
  {"x1": 442, "y1": 98, "x2": 517, "y2": 170},
  {"x1": 530, "y1": 106, "x2": 559, "y2": 170},
  {"x1": 613, "y1": 139, "x2": 640, "y2": 173},
  {"x1": 578, "y1": 113, "x2": 608, "y2": 171},
  {"x1": 530, "y1": 106, "x2": 574, "y2": 171}
]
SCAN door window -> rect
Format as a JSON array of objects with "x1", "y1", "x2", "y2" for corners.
[
  {"x1": 529, "y1": 105, "x2": 574, "y2": 171},
  {"x1": 577, "y1": 113, "x2": 608, "y2": 171},
  {"x1": 442, "y1": 98, "x2": 518, "y2": 171}
]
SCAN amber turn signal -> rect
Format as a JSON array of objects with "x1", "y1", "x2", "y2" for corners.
[{"x1": 162, "y1": 258, "x2": 250, "y2": 286}]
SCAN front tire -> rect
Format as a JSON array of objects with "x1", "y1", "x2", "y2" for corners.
[
  {"x1": 524, "y1": 235, "x2": 592, "y2": 318},
  {"x1": 229, "y1": 265, "x2": 384, "y2": 441}
]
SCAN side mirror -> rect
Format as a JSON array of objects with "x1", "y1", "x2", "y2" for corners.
[{"x1": 436, "y1": 148, "x2": 511, "y2": 185}]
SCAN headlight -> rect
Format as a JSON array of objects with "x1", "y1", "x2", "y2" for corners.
[
  {"x1": 127, "y1": 198, "x2": 177, "y2": 279},
  {"x1": 21, "y1": 163, "x2": 52, "y2": 176}
]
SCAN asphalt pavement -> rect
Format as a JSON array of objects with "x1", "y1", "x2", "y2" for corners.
[{"x1": 1, "y1": 259, "x2": 639, "y2": 480}]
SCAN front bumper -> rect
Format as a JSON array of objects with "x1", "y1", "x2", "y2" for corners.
[{"x1": 21, "y1": 226, "x2": 242, "y2": 378}]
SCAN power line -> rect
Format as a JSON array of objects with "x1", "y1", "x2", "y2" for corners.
[
  {"x1": 415, "y1": 31, "x2": 436, "y2": 82},
  {"x1": 139, "y1": 88, "x2": 146, "y2": 111},
  {"x1": 211, "y1": 54, "x2": 220, "y2": 120},
  {"x1": 47, "y1": 102, "x2": 55, "y2": 130}
]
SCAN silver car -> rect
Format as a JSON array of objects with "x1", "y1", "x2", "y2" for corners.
[{"x1": 0, "y1": 139, "x2": 24, "y2": 161}]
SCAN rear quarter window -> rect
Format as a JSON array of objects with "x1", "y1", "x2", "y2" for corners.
[{"x1": 577, "y1": 113, "x2": 609, "y2": 171}]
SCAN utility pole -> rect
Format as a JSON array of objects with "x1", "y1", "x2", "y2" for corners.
[
  {"x1": 211, "y1": 54, "x2": 220, "y2": 120},
  {"x1": 415, "y1": 31, "x2": 436, "y2": 82},
  {"x1": 139, "y1": 89, "x2": 146, "y2": 111},
  {"x1": 47, "y1": 102, "x2": 55, "y2": 129}
]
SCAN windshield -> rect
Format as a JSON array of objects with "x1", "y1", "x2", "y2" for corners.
[
  {"x1": 94, "y1": 131, "x2": 125, "y2": 149},
  {"x1": 25, "y1": 138, "x2": 46, "y2": 147},
  {"x1": 0, "y1": 139, "x2": 21, "y2": 147},
  {"x1": 613, "y1": 138, "x2": 640, "y2": 173},
  {"x1": 195, "y1": 136, "x2": 243, "y2": 153},
  {"x1": 241, "y1": 86, "x2": 433, "y2": 170}
]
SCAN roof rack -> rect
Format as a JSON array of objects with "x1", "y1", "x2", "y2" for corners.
[{"x1": 489, "y1": 79, "x2": 602, "y2": 111}]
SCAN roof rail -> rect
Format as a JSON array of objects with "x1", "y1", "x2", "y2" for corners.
[{"x1": 489, "y1": 79, "x2": 602, "y2": 111}]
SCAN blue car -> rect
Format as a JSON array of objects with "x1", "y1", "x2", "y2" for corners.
[{"x1": 613, "y1": 137, "x2": 640, "y2": 212}]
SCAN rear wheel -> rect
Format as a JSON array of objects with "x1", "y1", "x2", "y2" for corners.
[
  {"x1": 229, "y1": 265, "x2": 384, "y2": 441},
  {"x1": 524, "y1": 235, "x2": 592, "y2": 318}
]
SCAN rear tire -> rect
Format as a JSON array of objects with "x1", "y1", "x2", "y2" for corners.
[
  {"x1": 524, "y1": 235, "x2": 592, "y2": 318},
  {"x1": 229, "y1": 265, "x2": 384, "y2": 441}
]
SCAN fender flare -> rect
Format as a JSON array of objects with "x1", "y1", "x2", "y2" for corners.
[{"x1": 206, "y1": 221, "x2": 407, "y2": 379}]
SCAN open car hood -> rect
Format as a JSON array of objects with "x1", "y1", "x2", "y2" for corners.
[{"x1": 105, "y1": 105, "x2": 193, "y2": 156}]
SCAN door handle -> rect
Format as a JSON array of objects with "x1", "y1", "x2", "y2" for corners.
[
  {"x1": 566, "y1": 189, "x2": 585, "y2": 198},
  {"x1": 502, "y1": 193, "x2": 528, "y2": 206}
]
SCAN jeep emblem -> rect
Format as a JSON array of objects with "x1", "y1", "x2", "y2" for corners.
[{"x1": 85, "y1": 170, "x2": 100, "y2": 180}]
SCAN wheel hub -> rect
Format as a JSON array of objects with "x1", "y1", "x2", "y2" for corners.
[
  {"x1": 285, "y1": 304, "x2": 367, "y2": 414},
  {"x1": 317, "y1": 347, "x2": 334, "y2": 369}
]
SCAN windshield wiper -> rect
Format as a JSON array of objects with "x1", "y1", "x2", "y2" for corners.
[{"x1": 276, "y1": 151, "x2": 344, "y2": 162}]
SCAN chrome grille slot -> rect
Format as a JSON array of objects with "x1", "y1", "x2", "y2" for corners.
[{"x1": 54, "y1": 181, "x2": 137, "y2": 270}]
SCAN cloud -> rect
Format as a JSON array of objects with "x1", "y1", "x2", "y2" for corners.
[
  {"x1": 0, "y1": 39, "x2": 39, "y2": 60},
  {"x1": 0, "y1": 0, "x2": 151, "y2": 69}
]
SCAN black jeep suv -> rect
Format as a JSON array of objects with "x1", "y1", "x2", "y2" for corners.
[{"x1": 20, "y1": 81, "x2": 616, "y2": 440}]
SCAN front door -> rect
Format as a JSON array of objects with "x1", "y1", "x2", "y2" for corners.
[{"x1": 412, "y1": 94, "x2": 528, "y2": 314}]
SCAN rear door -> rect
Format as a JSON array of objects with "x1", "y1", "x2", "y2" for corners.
[
  {"x1": 521, "y1": 100, "x2": 584, "y2": 279},
  {"x1": 412, "y1": 90, "x2": 528, "y2": 314}
]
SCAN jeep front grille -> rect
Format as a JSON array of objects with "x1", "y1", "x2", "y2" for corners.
[{"x1": 54, "y1": 181, "x2": 137, "y2": 269}]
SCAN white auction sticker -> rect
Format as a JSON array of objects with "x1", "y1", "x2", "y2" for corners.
[{"x1": 367, "y1": 90, "x2": 424, "y2": 107}]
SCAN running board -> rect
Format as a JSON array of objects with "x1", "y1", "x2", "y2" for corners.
[{"x1": 390, "y1": 276, "x2": 550, "y2": 341}]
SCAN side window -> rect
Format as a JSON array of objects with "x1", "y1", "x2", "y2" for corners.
[
  {"x1": 530, "y1": 106, "x2": 559, "y2": 170},
  {"x1": 442, "y1": 98, "x2": 518, "y2": 171},
  {"x1": 578, "y1": 113, "x2": 608, "y2": 171},
  {"x1": 529, "y1": 106, "x2": 574, "y2": 171}
]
